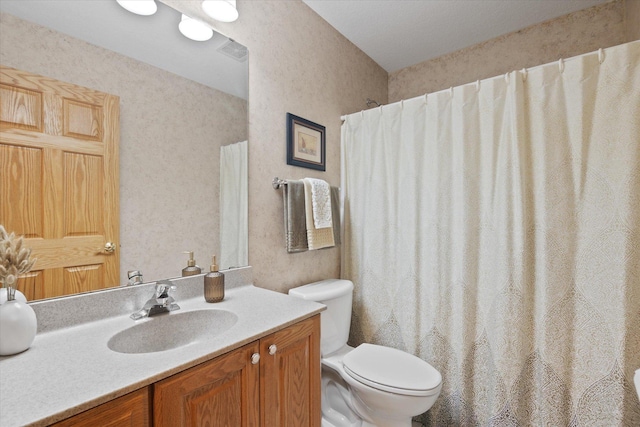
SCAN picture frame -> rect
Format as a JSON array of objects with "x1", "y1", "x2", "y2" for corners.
[{"x1": 286, "y1": 113, "x2": 326, "y2": 171}]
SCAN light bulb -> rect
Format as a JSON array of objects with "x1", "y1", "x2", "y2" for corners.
[
  {"x1": 116, "y1": 0, "x2": 157, "y2": 16},
  {"x1": 202, "y1": 0, "x2": 239, "y2": 23},
  {"x1": 178, "y1": 14, "x2": 214, "y2": 41}
]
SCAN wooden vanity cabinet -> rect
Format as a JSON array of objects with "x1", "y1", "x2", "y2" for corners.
[
  {"x1": 154, "y1": 314, "x2": 321, "y2": 426},
  {"x1": 51, "y1": 387, "x2": 150, "y2": 427},
  {"x1": 154, "y1": 341, "x2": 261, "y2": 425},
  {"x1": 261, "y1": 315, "x2": 321, "y2": 426}
]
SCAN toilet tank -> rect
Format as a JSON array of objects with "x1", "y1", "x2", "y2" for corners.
[{"x1": 289, "y1": 279, "x2": 353, "y2": 356}]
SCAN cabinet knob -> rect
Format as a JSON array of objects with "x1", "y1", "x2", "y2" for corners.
[
  {"x1": 269, "y1": 344, "x2": 277, "y2": 355},
  {"x1": 251, "y1": 353, "x2": 260, "y2": 364}
]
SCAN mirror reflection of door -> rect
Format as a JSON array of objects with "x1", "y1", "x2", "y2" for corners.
[{"x1": 0, "y1": 66, "x2": 119, "y2": 300}]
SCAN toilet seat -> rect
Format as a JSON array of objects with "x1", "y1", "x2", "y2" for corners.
[{"x1": 342, "y1": 343, "x2": 442, "y2": 397}]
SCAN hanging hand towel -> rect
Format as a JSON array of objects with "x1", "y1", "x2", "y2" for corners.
[
  {"x1": 331, "y1": 185, "x2": 341, "y2": 245},
  {"x1": 305, "y1": 177, "x2": 332, "y2": 229},
  {"x1": 283, "y1": 180, "x2": 308, "y2": 252},
  {"x1": 303, "y1": 178, "x2": 335, "y2": 250}
]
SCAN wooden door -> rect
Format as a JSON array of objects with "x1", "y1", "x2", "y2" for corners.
[
  {"x1": 0, "y1": 66, "x2": 119, "y2": 300},
  {"x1": 154, "y1": 342, "x2": 261, "y2": 426},
  {"x1": 260, "y1": 315, "x2": 321, "y2": 427},
  {"x1": 51, "y1": 387, "x2": 150, "y2": 427}
]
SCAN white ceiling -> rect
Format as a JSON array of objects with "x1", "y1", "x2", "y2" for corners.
[
  {"x1": 2, "y1": 0, "x2": 612, "y2": 91},
  {"x1": 302, "y1": 0, "x2": 611, "y2": 72}
]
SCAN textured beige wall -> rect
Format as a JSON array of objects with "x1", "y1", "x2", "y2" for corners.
[
  {"x1": 0, "y1": 13, "x2": 247, "y2": 286},
  {"x1": 389, "y1": 0, "x2": 627, "y2": 103},
  {"x1": 4, "y1": 0, "x2": 628, "y2": 296},
  {"x1": 627, "y1": 0, "x2": 640, "y2": 41},
  {"x1": 164, "y1": 0, "x2": 388, "y2": 293}
]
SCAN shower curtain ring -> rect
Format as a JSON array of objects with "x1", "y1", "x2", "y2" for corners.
[
  {"x1": 598, "y1": 48, "x2": 605, "y2": 64},
  {"x1": 558, "y1": 58, "x2": 565, "y2": 73},
  {"x1": 521, "y1": 68, "x2": 528, "y2": 82}
]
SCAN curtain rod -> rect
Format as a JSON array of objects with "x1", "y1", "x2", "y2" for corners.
[{"x1": 341, "y1": 43, "x2": 626, "y2": 121}]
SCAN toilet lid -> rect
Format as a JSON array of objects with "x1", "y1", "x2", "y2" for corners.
[{"x1": 342, "y1": 343, "x2": 441, "y2": 396}]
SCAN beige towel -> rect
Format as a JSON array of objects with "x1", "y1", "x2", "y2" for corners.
[
  {"x1": 305, "y1": 177, "x2": 332, "y2": 229},
  {"x1": 303, "y1": 179, "x2": 335, "y2": 250},
  {"x1": 283, "y1": 180, "x2": 308, "y2": 252}
]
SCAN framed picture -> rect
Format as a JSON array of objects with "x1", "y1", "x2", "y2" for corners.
[{"x1": 286, "y1": 113, "x2": 326, "y2": 171}]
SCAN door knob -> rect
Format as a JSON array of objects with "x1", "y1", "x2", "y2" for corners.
[
  {"x1": 269, "y1": 344, "x2": 277, "y2": 355},
  {"x1": 98, "y1": 242, "x2": 116, "y2": 254},
  {"x1": 251, "y1": 353, "x2": 260, "y2": 364}
]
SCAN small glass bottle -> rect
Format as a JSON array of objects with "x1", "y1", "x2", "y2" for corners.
[
  {"x1": 204, "y1": 255, "x2": 224, "y2": 303},
  {"x1": 182, "y1": 251, "x2": 202, "y2": 276}
]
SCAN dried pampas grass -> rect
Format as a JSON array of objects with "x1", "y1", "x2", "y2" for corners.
[{"x1": 0, "y1": 225, "x2": 37, "y2": 287}]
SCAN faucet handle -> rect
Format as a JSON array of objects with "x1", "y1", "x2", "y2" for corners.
[
  {"x1": 155, "y1": 280, "x2": 176, "y2": 298},
  {"x1": 127, "y1": 270, "x2": 143, "y2": 286}
]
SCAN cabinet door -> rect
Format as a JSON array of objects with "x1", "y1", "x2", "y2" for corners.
[
  {"x1": 51, "y1": 387, "x2": 150, "y2": 427},
  {"x1": 260, "y1": 315, "x2": 321, "y2": 427},
  {"x1": 154, "y1": 342, "x2": 260, "y2": 426}
]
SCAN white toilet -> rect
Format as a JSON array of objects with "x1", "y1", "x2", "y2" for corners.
[{"x1": 289, "y1": 279, "x2": 442, "y2": 427}]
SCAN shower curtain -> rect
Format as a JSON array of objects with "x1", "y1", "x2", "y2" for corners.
[
  {"x1": 219, "y1": 140, "x2": 248, "y2": 270},
  {"x1": 341, "y1": 41, "x2": 640, "y2": 426}
]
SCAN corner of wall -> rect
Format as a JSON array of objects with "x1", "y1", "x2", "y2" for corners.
[
  {"x1": 388, "y1": 0, "x2": 627, "y2": 103},
  {"x1": 625, "y1": 0, "x2": 640, "y2": 42}
]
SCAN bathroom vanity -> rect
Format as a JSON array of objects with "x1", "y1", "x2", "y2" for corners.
[
  {"x1": 0, "y1": 268, "x2": 323, "y2": 426},
  {"x1": 51, "y1": 317, "x2": 319, "y2": 426}
]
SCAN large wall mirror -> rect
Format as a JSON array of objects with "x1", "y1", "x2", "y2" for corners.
[{"x1": 0, "y1": 0, "x2": 248, "y2": 300}]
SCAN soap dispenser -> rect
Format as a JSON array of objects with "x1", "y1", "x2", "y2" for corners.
[
  {"x1": 182, "y1": 251, "x2": 202, "y2": 276},
  {"x1": 204, "y1": 255, "x2": 224, "y2": 303}
]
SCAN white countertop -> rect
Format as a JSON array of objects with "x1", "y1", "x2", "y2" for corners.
[{"x1": 0, "y1": 283, "x2": 324, "y2": 426}]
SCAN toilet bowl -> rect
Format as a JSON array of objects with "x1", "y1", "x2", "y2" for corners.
[{"x1": 289, "y1": 279, "x2": 442, "y2": 427}]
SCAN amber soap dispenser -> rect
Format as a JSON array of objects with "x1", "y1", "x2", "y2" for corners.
[
  {"x1": 204, "y1": 255, "x2": 224, "y2": 303},
  {"x1": 182, "y1": 251, "x2": 202, "y2": 276}
]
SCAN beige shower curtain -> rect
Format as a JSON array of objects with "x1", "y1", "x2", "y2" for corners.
[{"x1": 341, "y1": 41, "x2": 640, "y2": 426}]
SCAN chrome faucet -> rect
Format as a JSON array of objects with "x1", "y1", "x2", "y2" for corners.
[
  {"x1": 126, "y1": 270, "x2": 143, "y2": 286},
  {"x1": 131, "y1": 280, "x2": 180, "y2": 320}
]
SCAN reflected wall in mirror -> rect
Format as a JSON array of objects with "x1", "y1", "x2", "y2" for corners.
[{"x1": 0, "y1": 0, "x2": 248, "y2": 300}]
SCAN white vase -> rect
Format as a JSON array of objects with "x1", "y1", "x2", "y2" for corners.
[
  {"x1": 0, "y1": 287, "x2": 27, "y2": 304},
  {"x1": 0, "y1": 298, "x2": 38, "y2": 356}
]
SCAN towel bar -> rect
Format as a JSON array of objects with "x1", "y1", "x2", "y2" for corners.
[
  {"x1": 272, "y1": 177, "x2": 287, "y2": 189},
  {"x1": 273, "y1": 177, "x2": 340, "y2": 191}
]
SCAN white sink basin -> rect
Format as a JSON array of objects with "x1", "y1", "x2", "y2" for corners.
[{"x1": 107, "y1": 309, "x2": 238, "y2": 354}]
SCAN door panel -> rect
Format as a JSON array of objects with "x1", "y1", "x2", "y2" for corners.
[
  {"x1": 0, "y1": 144, "x2": 43, "y2": 236},
  {"x1": 154, "y1": 342, "x2": 260, "y2": 426},
  {"x1": 0, "y1": 66, "x2": 120, "y2": 299},
  {"x1": 51, "y1": 387, "x2": 150, "y2": 427}
]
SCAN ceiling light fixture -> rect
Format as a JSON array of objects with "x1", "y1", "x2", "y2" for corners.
[
  {"x1": 178, "y1": 14, "x2": 214, "y2": 41},
  {"x1": 202, "y1": 0, "x2": 239, "y2": 23},
  {"x1": 116, "y1": 0, "x2": 157, "y2": 16}
]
